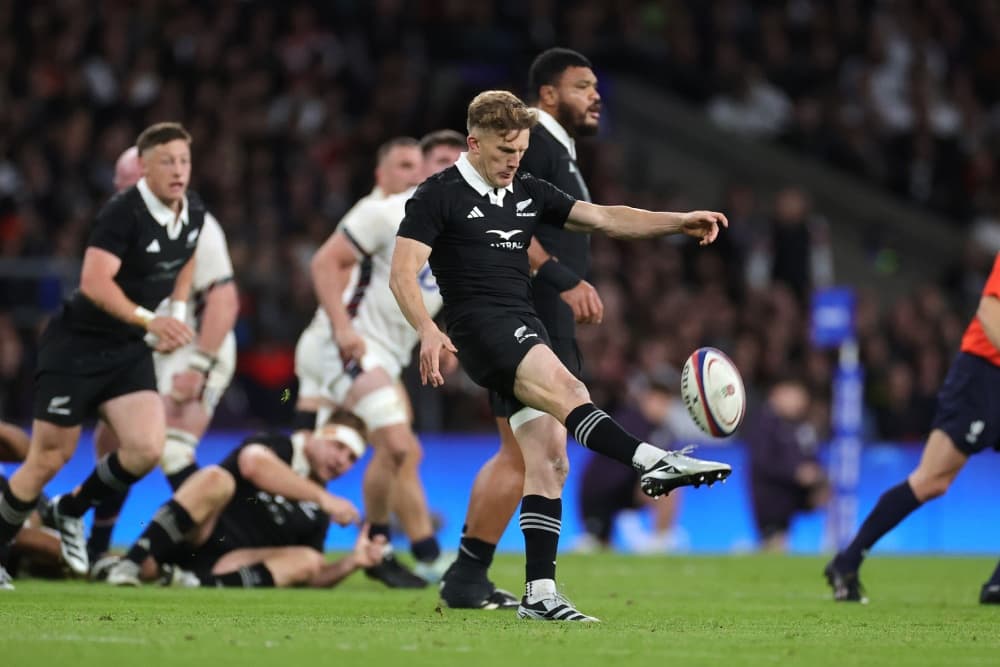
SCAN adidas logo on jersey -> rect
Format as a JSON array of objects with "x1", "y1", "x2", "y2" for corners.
[
  {"x1": 146, "y1": 239, "x2": 161, "y2": 253},
  {"x1": 467, "y1": 206, "x2": 485, "y2": 219},
  {"x1": 186, "y1": 227, "x2": 200, "y2": 246}
]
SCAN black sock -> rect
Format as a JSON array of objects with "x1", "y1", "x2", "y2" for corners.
[
  {"x1": 165, "y1": 463, "x2": 199, "y2": 491},
  {"x1": 292, "y1": 410, "x2": 317, "y2": 432},
  {"x1": 88, "y1": 492, "x2": 128, "y2": 560},
  {"x1": 837, "y1": 480, "x2": 922, "y2": 571},
  {"x1": 58, "y1": 453, "x2": 141, "y2": 518},
  {"x1": 124, "y1": 499, "x2": 195, "y2": 566},
  {"x1": 0, "y1": 485, "x2": 38, "y2": 546},
  {"x1": 986, "y1": 560, "x2": 1000, "y2": 587},
  {"x1": 455, "y1": 535, "x2": 496, "y2": 571},
  {"x1": 369, "y1": 523, "x2": 391, "y2": 541},
  {"x1": 199, "y1": 563, "x2": 275, "y2": 588},
  {"x1": 520, "y1": 495, "x2": 561, "y2": 582},
  {"x1": 411, "y1": 535, "x2": 441, "y2": 563},
  {"x1": 565, "y1": 403, "x2": 641, "y2": 466}
]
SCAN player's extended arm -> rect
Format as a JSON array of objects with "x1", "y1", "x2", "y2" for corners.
[
  {"x1": 311, "y1": 232, "x2": 365, "y2": 362},
  {"x1": 79, "y1": 247, "x2": 193, "y2": 350},
  {"x1": 389, "y1": 236, "x2": 456, "y2": 387},
  {"x1": 563, "y1": 201, "x2": 728, "y2": 245},
  {"x1": 977, "y1": 295, "x2": 1000, "y2": 350},
  {"x1": 237, "y1": 444, "x2": 360, "y2": 526}
]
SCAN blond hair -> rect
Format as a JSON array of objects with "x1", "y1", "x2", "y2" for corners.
[{"x1": 466, "y1": 90, "x2": 537, "y2": 137}]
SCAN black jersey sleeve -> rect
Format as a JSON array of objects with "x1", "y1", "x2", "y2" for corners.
[
  {"x1": 218, "y1": 433, "x2": 294, "y2": 479},
  {"x1": 524, "y1": 173, "x2": 576, "y2": 229},
  {"x1": 87, "y1": 195, "x2": 135, "y2": 258},
  {"x1": 397, "y1": 181, "x2": 443, "y2": 247}
]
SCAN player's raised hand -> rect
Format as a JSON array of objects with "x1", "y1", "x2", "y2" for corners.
[
  {"x1": 334, "y1": 325, "x2": 366, "y2": 365},
  {"x1": 680, "y1": 210, "x2": 729, "y2": 246},
  {"x1": 418, "y1": 324, "x2": 457, "y2": 387},
  {"x1": 560, "y1": 279, "x2": 604, "y2": 324},
  {"x1": 321, "y1": 493, "x2": 361, "y2": 527},
  {"x1": 148, "y1": 316, "x2": 194, "y2": 352}
]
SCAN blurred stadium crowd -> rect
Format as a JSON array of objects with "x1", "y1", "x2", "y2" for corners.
[{"x1": 1, "y1": 0, "x2": 998, "y2": 441}]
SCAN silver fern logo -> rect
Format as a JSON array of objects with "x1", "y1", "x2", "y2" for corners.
[{"x1": 966, "y1": 420, "x2": 985, "y2": 444}]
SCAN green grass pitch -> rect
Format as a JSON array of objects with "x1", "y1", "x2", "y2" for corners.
[{"x1": 3, "y1": 554, "x2": 999, "y2": 667}]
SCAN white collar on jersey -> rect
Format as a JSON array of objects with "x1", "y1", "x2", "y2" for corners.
[
  {"x1": 136, "y1": 177, "x2": 189, "y2": 240},
  {"x1": 455, "y1": 152, "x2": 513, "y2": 207},
  {"x1": 370, "y1": 185, "x2": 386, "y2": 200},
  {"x1": 533, "y1": 107, "x2": 576, "y2": 160}
]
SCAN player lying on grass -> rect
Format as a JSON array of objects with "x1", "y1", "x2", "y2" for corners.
[{"x1": 105, "y1": 410, "x2": 382, "y2": 588}]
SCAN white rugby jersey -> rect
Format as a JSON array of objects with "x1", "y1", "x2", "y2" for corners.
[
  {"x1": 312, "y1": 187, "x2": 443, "y2": 369},
  {"x1": 154, "y1": 212, "x2": 234, "y2": 329}
]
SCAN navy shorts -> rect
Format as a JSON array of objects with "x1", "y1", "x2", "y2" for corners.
[
  {"x1": 931, "y1": 352, "x2": 1000, "y2": 456},
  {"x1": 449, "y1": 312, "x2": 551, "y2": 416},
  {"x1": 489, "y1": 335, "x2": 581, "y2": 418}
]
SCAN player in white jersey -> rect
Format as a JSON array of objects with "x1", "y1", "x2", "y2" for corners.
[
  {"x1": 85, "y1": 147, "x2": 240, "y2": 567},
  {"x1": 295, "y1": 137, "x2": 424, "y2": 427},
  {"x1": 297, "y1": 131, "x2": 465, "y2": 588}
]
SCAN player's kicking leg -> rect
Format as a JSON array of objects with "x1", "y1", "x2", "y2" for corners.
[{"x1": 509, "y1": 344, "x2": 730, "y2": 621}]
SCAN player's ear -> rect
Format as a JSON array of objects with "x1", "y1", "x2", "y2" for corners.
[
  {"x1": 467, "y1": 135, "x2": 480, "y2": 154},
  {"x1": 539, "y1": 84, "x2": 558, "y2": 106}
]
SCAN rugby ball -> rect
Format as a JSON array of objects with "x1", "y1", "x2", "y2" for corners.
[{"x1": 680, "y1": 347, "x2": 746, "y2": 437}]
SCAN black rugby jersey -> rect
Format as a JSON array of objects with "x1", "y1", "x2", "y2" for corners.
[
  {"x1": 218, "y1": 433, "x2": 329, "y2": 551},
  {"x1": 61, "y1": 183, "x2": 206, "y2": 339},
  {"x1": 521, "y1": 115, "x2": 592, "y2": 338},
  {"x1": 398, "y1": 154, "x2": 576, "y2": 328}
]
